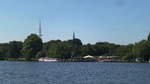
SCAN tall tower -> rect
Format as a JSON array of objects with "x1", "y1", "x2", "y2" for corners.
[
  {"x1": 39, "y1": 20, "x2": 42, "y2": 38},
  {"x1": 73, "y1": 32, "x2": 75, "y2": 39}
]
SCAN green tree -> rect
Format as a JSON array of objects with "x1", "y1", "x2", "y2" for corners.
[
  {"x1": 43, "y1": 40, "x2": 61, "y2": 56},
  {"x1": 0, "y1": 43, "x2": 9, "y2": 59},
  {"x1": 46, "y1": 38, "x2": 83, "y2": 59},
  {"x1": 68, "y1": 38, "x2": 82, "y2": 58},
  {"x1": 148, "y1": 32, "x2": 150, "y2": 40},
  {"x1": 95, "y1": 42, "x2": 110, "y2": 56},
  {"x1": 36, "y1": 50, "x2": 46, "y2": 58},
  {"x1": 47, "y1": 41, "x2": 72, "y2": 59},
  {"x1": 48, "y1": 42, "x2": 62, "y2": 58},
  {"x1": 7, "y1": 41, "x2": 23, "y2": 58},
  {"x1": 115, "y1": 44, "x2": 134, "y2": 61},
  {"x1": 81, "y1": 44, "x2": 96, "y2": 56},
  {"x1": 132, "y1": 39, "x2": 150, "y2": 62},
  {"x1": 22, "y1": 34, "x2": 43, "y2": 60}
]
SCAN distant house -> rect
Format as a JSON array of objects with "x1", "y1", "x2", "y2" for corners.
[
  {"x1": 98, "y1": 56, "x2": 120, "y2": 62},
  {"x1": 135, "y1": 58, "x2": 144, "y2": 62},
  {"x1": 99, "y1": 56, "x2": 110, "y2": 62},
  {"x1": 83, "y1": 55, "x2": 95, "y2": 59},
  {"x1": 82, "y1": 55, "x2": 97, "y2": 62},
  {"x1": 38, "y1": 57, "x2": 58, "y2": 62}
]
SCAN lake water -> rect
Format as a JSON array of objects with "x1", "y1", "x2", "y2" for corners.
[{"x1": 0, "y1": 61, "x2": 150, "y2": 84}]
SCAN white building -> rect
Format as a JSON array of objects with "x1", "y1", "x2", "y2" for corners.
[
  {"x1": 135, "y1": 58, "x2": 144, "y2": 62},
  {"x1": 98, "y1": 56, "x2": 120, "y2": 62},
  {"x1": 83, "y1": 55, "x2": 94, "y2": 59}
]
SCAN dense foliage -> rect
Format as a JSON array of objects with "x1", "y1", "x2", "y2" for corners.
[
  {"x1": 0, "y1": 33, "x2": 150, "y2": 62},
  {"x1": 21, "y1": 34, "x2": 43, "y2": 60}
]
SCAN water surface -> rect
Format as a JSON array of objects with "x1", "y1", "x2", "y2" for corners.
[{"x1": 0, "y1": 61, "x2": 150, "y2": 84}]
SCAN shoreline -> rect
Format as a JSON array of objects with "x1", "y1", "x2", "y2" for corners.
[{"x1": 0, "y1": 59, "x2": 149, "y2": 64}]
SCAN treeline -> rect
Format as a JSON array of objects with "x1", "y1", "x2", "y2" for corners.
[{"x1": 0, "y1": 33, "x2": 150, "y2": 62}]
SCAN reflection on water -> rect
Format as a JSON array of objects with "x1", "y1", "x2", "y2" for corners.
[{"x1": 0, "y1": 61, "x2": 150, "y2": 84}]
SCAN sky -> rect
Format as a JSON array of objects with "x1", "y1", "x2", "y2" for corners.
[{"x1": 0, "y1": 0, "x2": 150, "y2": 45}]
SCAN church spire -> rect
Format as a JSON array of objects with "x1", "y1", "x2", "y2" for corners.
[
  {"x1": 39, "y1": 19, "x2": 42, "y2": 38},
  {"x1": 73, "y1": 32, "x2": 75, "y2": 39}
]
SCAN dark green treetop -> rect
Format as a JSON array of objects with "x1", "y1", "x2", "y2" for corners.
[
  {"x1": 148, "y1": 32, "x2": 150, "y2": 41},
  {"x1": 22, "y1": 34, "x2": 43, "y2": 60},
  {"x1": 7, "y1": 41, "x2": 23, "y2": 58}
]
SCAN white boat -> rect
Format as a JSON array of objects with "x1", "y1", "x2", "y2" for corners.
[{"x1": 38, "y1": 57, "x2": 58, "y2": 62}]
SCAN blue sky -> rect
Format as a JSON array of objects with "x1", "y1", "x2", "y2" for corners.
[{"x1": 0, "y1": 0, "x2": 150, "y2": 45}]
